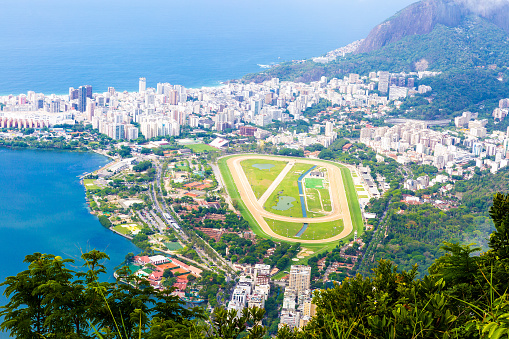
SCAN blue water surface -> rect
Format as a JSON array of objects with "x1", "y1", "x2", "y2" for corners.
[
  {"x1": 0, "y1": 149, "x2": 139, "y2": 338},
  {"x1": 0, "y1": 0, "x2": 416, "y2": 95}
]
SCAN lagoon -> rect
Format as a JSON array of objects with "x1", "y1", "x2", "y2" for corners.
[{"x1": 0, "y1": 149, "x2": 139, "y2": 338}]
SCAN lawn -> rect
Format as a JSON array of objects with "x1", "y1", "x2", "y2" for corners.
[
  {"x1": 240, "y1": 158, "x2": 288, "y2": 199},
  {"x1": 341, "y1": 167, "x2": 364, "y2": 237},
  {"x1": 263, "y1": 163, "x2": 314, "y2": 218},
  {"x1": 305, "y1": 178, "x2": 324, "y2": 189},
  {"x1": 305, "y1": 189, "x2": 323, "y2": 212},
  {"x1": 356, "y1": 187, "x2": 366, "y2": 191},
  {"x1": 165, "y1": 242, "x2": 183, "y2": 251},
  {"x1": 265, "y1": 218, "x2": 344, "y2": 241},
  {"x1": 83, "y1": 179, "x2": 101, "y2": 190},
  {"x1": 305, "y1": 187, "x2": 332, "y2": 214},
  {"x1": 113, "y1": 223, "x2": 141, "y2": 236},
  {"x1": 185, "y1": 143, "x2": 218, "y2": 153},
  {"x1": 359, "y1": 195, "x2": 369, "y2": 198}
]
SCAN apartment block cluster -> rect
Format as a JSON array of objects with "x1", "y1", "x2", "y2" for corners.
[
  {"x1": 279, "y1": 265, "x2": 316, "y2": 330},
  {"x1": 0, "y1": 68, "x2": 438, "y2": 145},
  {"x1": 264, "y1": 121, "x2": 338, "y2": 149},
  {"x1": 227, "y1": 264, "x2": 272, "y2": 316},
  {"x1": 361, "y1": 117, "x2": 509, "y2": 186}
]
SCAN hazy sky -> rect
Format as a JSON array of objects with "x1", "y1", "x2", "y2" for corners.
[{"x1": 1, "y1": 0, "x2": 418, "y2": 45}]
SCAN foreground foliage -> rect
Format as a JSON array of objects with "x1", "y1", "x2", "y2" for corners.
[{"x1": 2, "y1": 193, "x2": 509, "y2": 338}]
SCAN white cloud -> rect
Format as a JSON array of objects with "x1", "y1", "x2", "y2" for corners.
[{"x1": 454, "y1": 0, "x2": 509, "y2": 15}]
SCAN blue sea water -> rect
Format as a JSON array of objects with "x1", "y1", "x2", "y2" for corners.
[
  {"x1": 0, "y1": 149, "x2": 138, "y2": 338},
  {"x1": 0, "y1": 0, "x2": 416, "y2": 95}
]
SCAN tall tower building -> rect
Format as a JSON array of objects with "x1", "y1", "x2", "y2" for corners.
[
  {"x1": 86, "y1": 102, "x2": 95, "y2": 121},
  {"x1": 378, "y1": 71, "x2": 390, "y2": 94},
  {"x1": 288, "y1": 265, "x2": 311, "y2": 294},
  {"x1": 85, "y1": 85, "x2": 93, "y2": 99},
  {"x1": 168, "y1": 89, "x2": 179, "y2": 105},
  {"x1": 78, "y1": 86, "x2": 87, "y2": 112},
  {"x1": 325, "y1": 121, "x2": 333, "y2": 136},
  {"x1": 139, "y1": 77, "x2": 147, "y2": 93}
]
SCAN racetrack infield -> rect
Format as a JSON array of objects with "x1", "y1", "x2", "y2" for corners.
[{"x1": 220, "y1": 154, "x2": 363, "y2": 244}]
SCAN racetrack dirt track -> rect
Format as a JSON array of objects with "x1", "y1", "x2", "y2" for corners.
[{"x1": 226, "y1": 155, "x2": 355, "y2": 244}]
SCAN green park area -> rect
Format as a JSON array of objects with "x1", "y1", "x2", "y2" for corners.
[
  {"x1": 305, "y1": 178, "x2": 324, "y2": 189},
  {"x1": 265, "y1": 218, "x2": 344, "y2": 241},
  {"x1": 264, "y1": 163, "x2": 314, "y2": 218},
  {"x1": 185, "y1": 143, "x2": 218, "y2": 153},
  {"x1": 83, "y1": 179, "x2": 101, "y2": 190},
  {"x1": 165, "y1": 242, "x2": 183, "y2": 251},
  {"x1": 240, "y1": 158, "x2": 288, "y2": 199},
  {"x1": 112, "y1": 223, "x2": 141, "y2": 236}
]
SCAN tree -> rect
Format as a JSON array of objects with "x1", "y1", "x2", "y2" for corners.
[
  {"x1": 489, "y1": 193, "x2": 509, "y2": 259},
  {"x1": 0, "y1": 253, "x2": 89, "y2": 337},
  {"x1": 163, "y1": 269, "x2": 174, "y2": 279}
]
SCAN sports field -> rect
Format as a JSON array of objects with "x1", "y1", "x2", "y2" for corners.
[
  {"x1": 113, "y1": 223, "x2": 141, "y2": 236},
  {"x1": 185, "y1": 144, "x2": 218, "y2": 153},
  {"x1": 218, "y1": 154, "x2": 363, "y2": 244},
  {"x1": 83, "y1": 179, "x2": 101, "y2": 190},
  {"x1": 240, "y1": 158, "x2": 288, "y2": 199},
  {"x1": 265, "y1": 218, "x2": 344, "y2": 241}
]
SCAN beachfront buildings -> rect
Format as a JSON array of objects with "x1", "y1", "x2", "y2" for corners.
[{"x1": 0, "y1": 67, "x2": 438, "y2": 149}]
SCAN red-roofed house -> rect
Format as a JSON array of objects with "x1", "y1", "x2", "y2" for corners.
[
  {"x1": 134, "y1": 256, "x2": 151, "y2": 265},
  {"x1": 173, "y1": 281, "x2": 187, "y2": 291},
  {"x1": 149, "y1": 270, "x2": 164, "y2": 281}
]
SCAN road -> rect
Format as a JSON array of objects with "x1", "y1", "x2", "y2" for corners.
[
  {"x1": 226, "y1": 155, "x2": 355, "y2": 244},
  {"x1": 148, "y1": 161, "x2": 235, "y2": 274}
]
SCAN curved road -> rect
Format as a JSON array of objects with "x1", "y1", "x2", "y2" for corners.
[{"x1": 226, "y1": 155, "x2": 354, "y2": 244}]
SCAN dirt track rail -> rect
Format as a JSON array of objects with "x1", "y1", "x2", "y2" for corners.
[{"x1": 226, "y1": 155, "x2": 354, "y2": 244}]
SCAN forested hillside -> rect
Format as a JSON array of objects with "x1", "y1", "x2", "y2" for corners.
[{"x1": 244, "y1": 17, "x2": 509, "y2": 83}]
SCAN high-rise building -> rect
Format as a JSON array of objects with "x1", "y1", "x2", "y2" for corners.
[
  {"x1": 288, "y1": 265, "x2": 311, "y2": 293},
  {"x1": 69, "y1": 87, "x2": 79, "y2": 100},
  {"x1": 168, "y1": 89, "x2": 179, "y2": 105},
  {"x1": 78, "y1": 86, "x2": 87, "y2": 112},
  {"x1": 378, "y1": 71, "x2": 390, "y2": 94},
  {"x1": 325, "y1": 121, "x2": 333, "y2": 136},
  {"x1": 86, "y1": 102, "x2": 95, "y2": 121},
  {"x1": 139, "y1": 77, "x2": 146, "y2": 93},
  {"x1": 85, "y1": 85, "x2": 93, "y2": 99}
]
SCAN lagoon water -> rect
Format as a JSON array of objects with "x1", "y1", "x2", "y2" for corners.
[
  {"x1": 0, "y1": 149, "x2": 138, "y2": 338},
  {"x1": 0, "y1": 0, "x2": 416, "y2": 95}
]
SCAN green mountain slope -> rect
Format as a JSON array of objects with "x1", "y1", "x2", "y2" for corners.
[{"x1": 244, "y1": 16, "x2": 509, "y2": 83}]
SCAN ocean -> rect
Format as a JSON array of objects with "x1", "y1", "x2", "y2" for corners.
[
  {"x1": 0, "y1": 0, "x2": 416, "y2": 95},
  {"x1": 0, "y1": 149, "x2": 138, "y2": 338}
]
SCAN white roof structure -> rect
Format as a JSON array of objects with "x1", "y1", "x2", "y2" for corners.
[{"x1": 209, "y1": 137, "x2": 229, "y2": 149}]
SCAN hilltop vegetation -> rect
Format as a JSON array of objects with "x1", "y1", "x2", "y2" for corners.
[
  {"x1": 3, "y1": 194, "x2": 509, "y2": 338},
  {"x1": 244, "y1": 17, "x2": 509, "y2": 83}
]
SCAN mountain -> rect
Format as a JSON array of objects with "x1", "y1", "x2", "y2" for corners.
[
  {"x1": 243, "y1": 0, "x2": 509, "y2": 84},
  {"x1": 357, "y1": 0, "x2": 509, "y2": 54}
]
